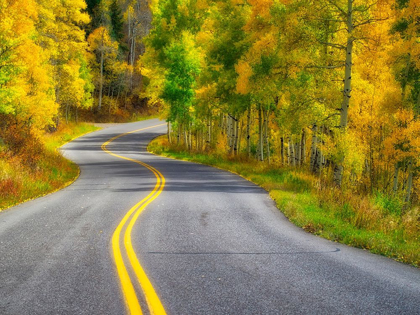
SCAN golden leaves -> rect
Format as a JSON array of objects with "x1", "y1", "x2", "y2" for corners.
[
  {"x1": 247, "y1": 0, "x2": 273, "y2": 19},
  {"x1": 169, "y1": 15, "x2": 177, "y2": 31},
  {"x1": 0, "y1": 0, "x2": 57, "y2": 127},
  {"x1": 383, "y1": 109, "x2": 420, "y2": 161},
  {"x1": 196, "y1": 0, "x2": 209, "y2": 10},
  {"x1": 235, "y1": 60, "x2": 253, "y2": 94},
  {"x1": 178, "y1": 3, "x2": 189, "y2": 17},
  {"x1": 0, "y1": 0, "x2": 93, "y2": 127}
]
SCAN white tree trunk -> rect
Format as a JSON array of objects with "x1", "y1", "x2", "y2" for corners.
[
  {"x1": 207, "y1": 114, "x2": 211, "y2": 147},
  {"x1": 333, "y1": 0, "x2": 353, "y2": 187},
  {"x1": 301, "y1": 129, "x2": 306, "y2": 164},
  {"x1": 247, "y1": 106, "x2": 251, "y2": 158},
  {"x1": 98, "y1": 49, "x2": 104, "y2": 111},
  {"x1": 184, "y1": 127, "x2": 188, "y2": 149},
  {"x1": 167, "y1": 122, "x2": 171, "y2": 144},
  {"x1": 405, "y1": 159, "x2": 413, "y2": 203},
  {"x1": 234, "y1": 117, "x2": 239, "y2": 155},
  {"x1": 393, "y1": 163, "x2": 399, "y2": 195},
  {"x1": 259, "y1": 106, "x2": 264, "y2": 161},
  {"x1": 264, "y1": 107, "x2": 270, "y2": 164},
  {"x1": 311, "y1": 125, "x2": 318, "y2": 172},
  {"x1": 237, "y1": 119, "x2": 242, "y2": 154}
]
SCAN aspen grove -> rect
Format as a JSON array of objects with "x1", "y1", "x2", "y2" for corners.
[
  {"x1": 1, "y1": 0, "x2": 419, "y2": 204},
  {"x1": 141, "y1": 0, "x2": 420, "y2": 203}
]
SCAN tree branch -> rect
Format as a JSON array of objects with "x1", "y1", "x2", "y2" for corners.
[
  {"x1": 318, "y1": 41, "x2": 347, "y2": 50},
  {"x1": 314, "y1": 18, "x2": 346, "y2": 23},
  {"x1": 326, "y1": 0, "x2": 347, "y2": 17},
  {"x1": 353, "y1": 1, "x2": 378, "y2": 13},
  {"x1": 306, "y1": 64, "x2": 345, "y2": 69},
  {"x1": 322, "y1": 112, "x2": 340, "y2": 122},
  {"x1": 353, "y1": 16, "x2": 390, "y2": 29}
]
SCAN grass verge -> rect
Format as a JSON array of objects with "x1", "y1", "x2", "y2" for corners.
[
  {"x1": 0, "y1": 123, "x2": 99, "y2": 211},
  {"x1": 148, "y1": 136, "x2": 419, "y2": 268},
  {"x1": 128, "y1": 112, "x2": 160, "y2": 122}
]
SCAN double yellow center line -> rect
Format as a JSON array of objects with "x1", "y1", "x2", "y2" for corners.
[{"x1": 101, "y1": 124, "x2": 167, "y2": 315}]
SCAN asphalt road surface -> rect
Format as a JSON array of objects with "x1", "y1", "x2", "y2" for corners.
[{"x1": 1, "y1": 119, "x2": 419, "y2": 315}]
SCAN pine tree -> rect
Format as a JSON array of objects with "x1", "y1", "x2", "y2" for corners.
[{"x1": 109, "y1": 0, "x2": 124, "y2": 44}]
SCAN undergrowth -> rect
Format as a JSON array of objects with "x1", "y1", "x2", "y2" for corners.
[
  {"x1": 0, "y1": 122, "x2": 99, "y2": 210},
  {"x1": 148, "y1": 136, "x2": 419, "y2": 268}
]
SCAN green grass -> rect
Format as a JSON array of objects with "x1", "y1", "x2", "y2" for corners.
[
  {"x1": 373, "y1": 191, "x2": 403, "y2": 216},
  {"x1": 0, "y1": 123, "x2": 99, "y2": 211},
  {"x1": 43, "y1": 123, "x2": 100, "y2": 151},
  {"x1": 148, "y1": 136, "x2": 420, "y2": 267},
  {"x1": 128, "y1": 112, "x2": 160, "y2": 122}
]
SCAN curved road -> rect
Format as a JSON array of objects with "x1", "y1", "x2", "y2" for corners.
[{"x1": 1, "y1": 119, "x2": 419, "y2": 314}]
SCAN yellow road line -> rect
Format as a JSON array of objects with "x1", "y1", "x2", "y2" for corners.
[
  {"x1": 101, "y1": 123, "x2": 167, "y2": 315},
  {"x1": 124, "y1": 167, "x2": 166, "y2": 315}
]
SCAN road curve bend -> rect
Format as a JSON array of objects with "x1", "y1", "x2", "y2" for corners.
[{"x1": 1, "y1": 119, "x2": 419, "y2": 315}]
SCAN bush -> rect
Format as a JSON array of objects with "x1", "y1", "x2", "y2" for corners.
[
  {"x1": 0, "y1": 114, "x2": 44, "y2": 167},
  {"x1": 374, "y1": 191, "x2": 403, "y2": 216}
]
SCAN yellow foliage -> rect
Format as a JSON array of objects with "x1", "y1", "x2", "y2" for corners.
[
  {"x1": 247, "y1": 32, "x2": 277, "y2": 62},
  {"x1": 247, "y1": 0, "x2": 273, "y2": 20},
  {"x1": 384, "y1": 109, "x2": 420, "y2": 161},
  {"x1": 196, "y1": 83, "x2": 217, "y2": 102},
  {"x1": 138, "y1": 48, "x2": 166, "y2": 107},
  {"x1": 178, "y1": 3, "x2": 189, "y2": 16},
  {"x1": 196, "y1": 30, "x2": 213, "y2": 46},
  {"x1": 88, "y1": 27, "x2": 118, "y2": 52},
  {"x1": 196, "y1": 0, "x2": 209, "y2": 10},
  {"x1": 168, "y1": 15, "x2": 177, "y2": 31},
  {"x1": 235, "y1": 60, "x2": 253, "y2": 94},
  {"x1": 0, "y1": 0, "x2": 58, "y2": 128},
  {"x1": 141, "y1": 0, "x2": 420, "y2": 200}
]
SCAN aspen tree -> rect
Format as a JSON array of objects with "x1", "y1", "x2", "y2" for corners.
[
  {"x1": 306, "y1": 0, "x2": 392, "y2": 186},
  {"x1": 265, "y1": 107, "x2": 270, "y2": 164},
  {"x1": 0, "y1": 0, "x2": 39, "y2": 116},
  {"x1": 247, "y1": 105, "x2": 251, "y2": 157},
  {"x1": 139, "y1": 0, "x2": 420, "y2": 201},
  {"x1": 311, "y1": 125, "x2": 318, "y2": 172},
  {"x1": 332, "y1": 0, "x2": 354, "y2": 187},
  {"x1": 281, "y1": 136, "x2": 285, "y2": 165},
  {"x1": 88, "y1": 27, "x2": 118, "y2": 111},
  {"x1": 389, "y1": 0, "x2": 420, "y2": 201},
  {"x1": 258, "y1": 105, "x2": 264, "y2": 161},
  {"x1": 36, "y1": 0, "x2": 92, "y2": 120}
]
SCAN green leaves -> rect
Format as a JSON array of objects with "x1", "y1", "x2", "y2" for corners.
[
  {"x1": 161, "y1": 34, "x2": 200, "y2": 123},
  {"x1": 109, "y1": 0, "x2": 124, "y2": 43}
]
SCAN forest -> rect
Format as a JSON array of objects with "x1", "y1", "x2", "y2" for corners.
[
  {"x1": 142, "y1": 0, "x2": 420, "y2": 201},
  {"x1": 0, "y1": 0, "x2": 153, "y2": 126},
  {"x1": 0, "y1": 0, "x2": 152, "y2": 208},
  {"x1": 0, "y1": 0, "x2": 419, "y2": 263}
]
